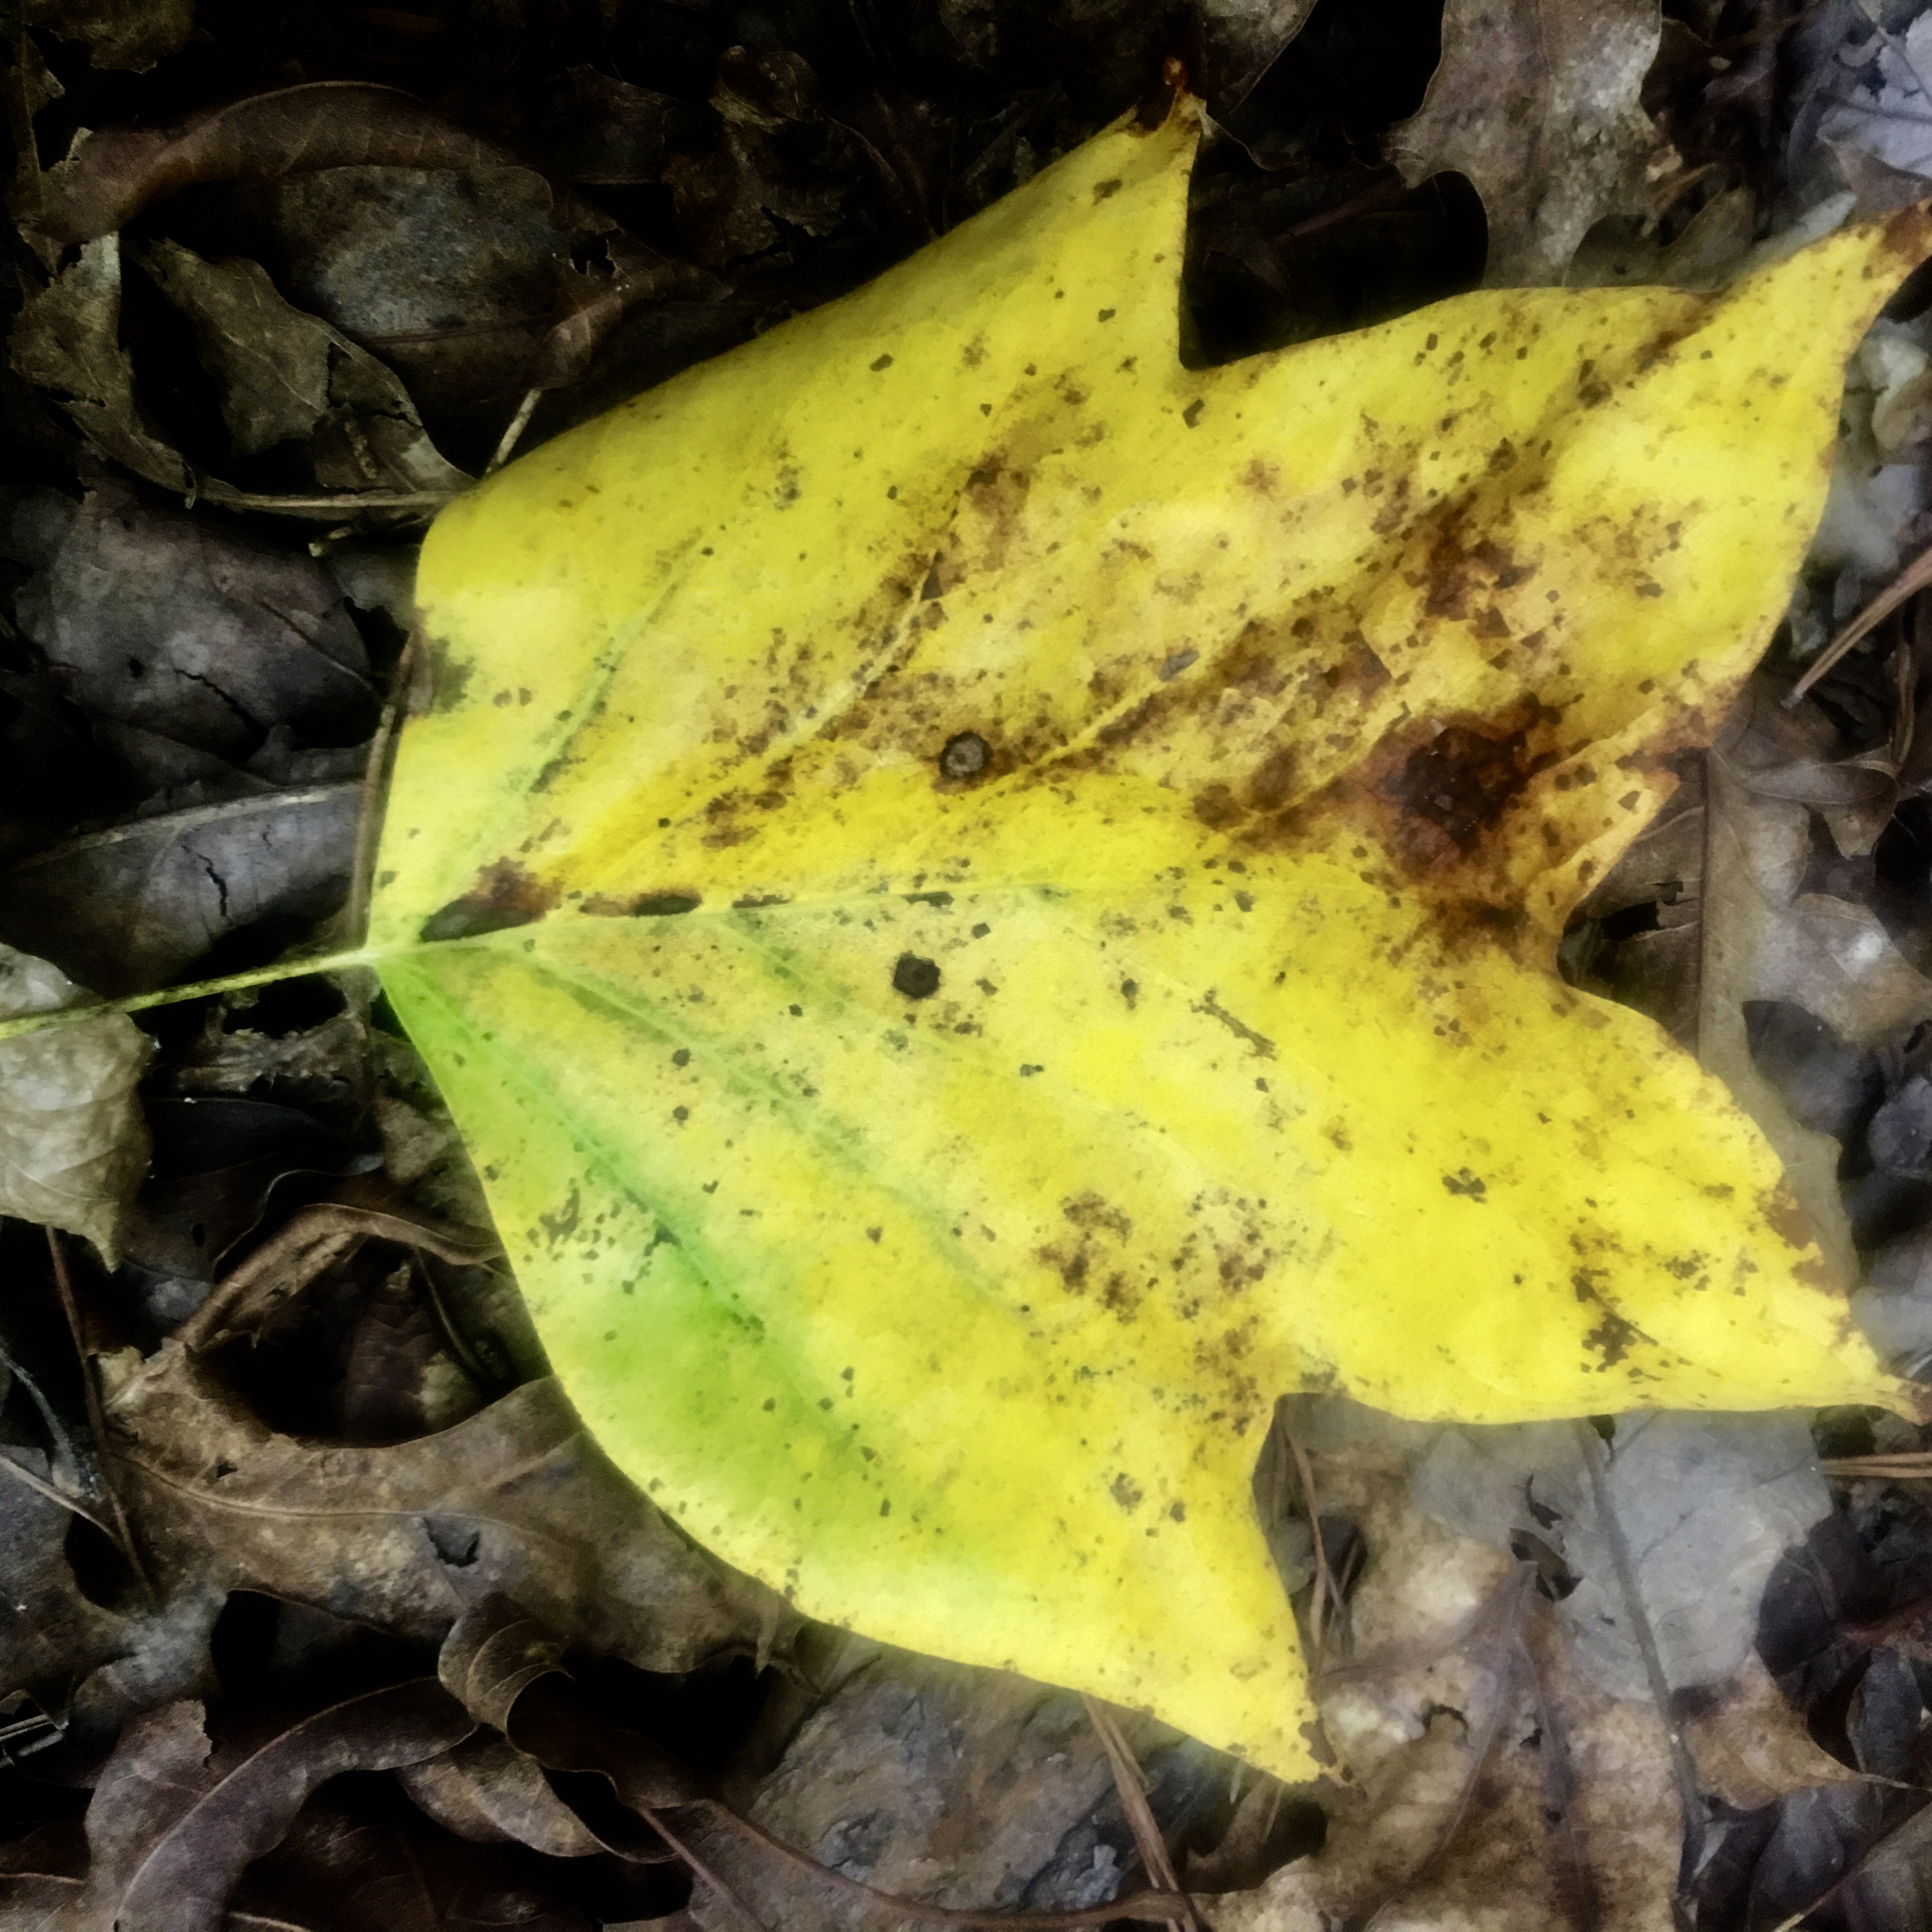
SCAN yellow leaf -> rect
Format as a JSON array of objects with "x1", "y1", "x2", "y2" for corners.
[{"x1": 369, "y1": 103, "x2": 1932, "y2": 1781}]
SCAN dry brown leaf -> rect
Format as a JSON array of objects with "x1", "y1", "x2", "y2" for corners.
[
  {"x1": 0, "y1": 944, "x2": 151, "y2": 1262},
  {"x1": 31, "y1": 82, "x2": 533, "y2": 250},
  {"x1": 137, "y1": 238, "x2": 470, "y2": 496},
  {"x1": 0, "y1": 1687, "x2": 472, "y2": 1932},
  {"x1": 1207, "y1": 1427, "x2": 1674, "y2": 1930},
  {"x1": 1390, "y1": 0, "x2": 1670, "y2": 284},
  {"x1": 101, "y1": 1333, "x2": 793, "y2": 1676},
  {"x1": 532, "y1": 236, "x2": 724, "y2": 392},
  {"x1": 395, "y1": 1733, "x2": 606, "y2": 1857},
  {"x1": 1683, "y1": 1651, "x2": 1869, "y2": 1813},
  {"x1": 8, "y1": 238, "x2": 194, "y2": 495},
  {"x1": 1193, "y1": 0, "x2": 1319, "y2": 112},
  {"x1": 17, "y1": 0, "x2": 193, "y2": 73}
]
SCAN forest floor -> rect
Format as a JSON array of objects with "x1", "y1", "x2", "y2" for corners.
[{"x1": 10, "y1": 1, "x2": 1932, "y2": 1927}]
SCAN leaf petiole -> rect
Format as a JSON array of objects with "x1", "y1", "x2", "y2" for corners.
[{"x1": 0, "y1": 946, "x2": 384, "y2": 1043}]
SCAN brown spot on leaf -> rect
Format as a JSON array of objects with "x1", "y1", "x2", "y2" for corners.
[
  {"x1": 1758, "y1": 1181, "x2": 1844, "y2": 1294},
  {"x1": 424, "y1": 638, "x2": 475, "y2": 716},
  {"x1": 1038, "y1": 1241, "x2": 1089, "y2": 1291},
  {"x1": 1570, "y1": 1266, "x2": 1653, "y2": 1368},
  {"x1": 420, "y1": 859, "x2": 560, "y2": 941},
  {"x1": 583, "y1": 891, "x2": 703, "y2": 917},
  {"x1": 1391, "y1": 720, "x2": 1552, "y2": 850},
  {"x1": 1063, "y1": 1192, "x2": 1134, "y2": 1239},
  {"x1": 1583, "y1": 1309, "x2": 1644, "y2": 1368},
  {"x1": 1245, "y1": 746, "x2": 1300, "y2": 814},
  {"x1": 1413, "y1": 517, "x2": 1537, "y2": 620}
]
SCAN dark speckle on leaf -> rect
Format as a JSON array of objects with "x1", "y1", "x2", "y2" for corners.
[
  {"x1": 940, "y1": 730, "x2": 992, "y2": 780},
  {"x1": 584, "y1": 891, "x2": 702, "y2": 917},
  {"x1": 893, "y1": 954, "x2": 941, "y2": 999},
  {"x1": 1443, "y1": 1168, "x2": 1487, "y2": 1200}
]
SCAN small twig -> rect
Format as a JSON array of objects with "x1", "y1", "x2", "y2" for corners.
[
  {"x1": 639, "y1": 1804, "x2": 773, "y2": 1932},
  {"x1": 0, "y1": 1442, "x2": 121, "y2": 1538},
  {"x1": 1822, "y1": 1452, "x2": 1932, "y2": 1479},
  {"x1": 45, "y1": 1229, "x2": 150, "y2": 1590},
  {"x1": 484, "y1": 387, "x2": 542, "y2": 475},
  {"x1": 0, "y1": 947, "x2": 382, "y2": 1044},
  {"x1": 0, "y1": 1703, "x2": 63, "y2": 1754},
  {"x1": 193, "y1": 480, "x2": 459, "y2": 519},
  {"x1": 1286, "y1": 1430, "x2": 1337, "y2": 1665},
  {"x1": 1574, "y1": 1420, "x2": 1705, "y2": 1889},
  {"x1": 1082, "y1": 1694, "x2": 1200, "y2": 1932},
  {"x1": 1785, "y1": 540, "x2": 1932, "y2": 708},
  {"x1": 416, "y1": 1250, "x2": 510, "y2": 1394}
]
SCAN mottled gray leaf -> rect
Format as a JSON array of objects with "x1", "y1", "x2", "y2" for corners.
[
  {"x1": 11, "y1": 477, "x2": 374, "y2": 764},
  {"x1": 686, "y1": 1638, "x2": 1219, "y2": 1930},
  {"x1": 1409, "y1": 1411, "x2": 1832, "y2": 1699},
  {"x1": 1193, "y1": 0, "x2": 1319, "y2": 111},
  {"x1": 1821, "y1": 15, "x2": 1932, "y2": 188},
  {"x1": 2, "y1": 786, "x2": 360, "y2": 998},
  {"x1": 242, "y1": 163, "x2": 571, "y2": 438},
  {"x1": 1391, "y1": 0, "x2": 1667, "y2": 284},
  {"x1": 539, "y1": 66, "x2": 675, "y2": 185},
  {"x1": 0, "y1": 1466, "x2": 219, "y2": 1764},
  {"x1": 0, "y1": 944, "x2": 150, "y2": 1260}
]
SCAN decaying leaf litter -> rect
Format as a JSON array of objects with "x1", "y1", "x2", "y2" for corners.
[{"x1": 14, "y1": 1, "x2": 1932, "y2": 1926}]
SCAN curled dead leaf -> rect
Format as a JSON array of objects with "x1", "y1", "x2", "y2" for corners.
[{"x1": 31, "y1": 82, "x2": 541, "y2": 250}]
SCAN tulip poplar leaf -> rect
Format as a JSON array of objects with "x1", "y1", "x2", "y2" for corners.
[{"x1": 367, "y1": 103, "x2": 1932, "y2": 1780}]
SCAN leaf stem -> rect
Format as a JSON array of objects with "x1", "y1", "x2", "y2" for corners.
[{"x1": 0, "y1": 947, "x2": 383, "y2": 1043}]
